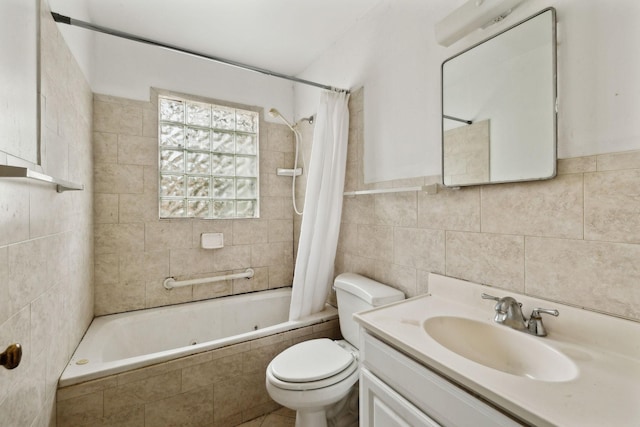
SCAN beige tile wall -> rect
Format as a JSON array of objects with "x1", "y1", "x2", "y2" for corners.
[
  {"x1": 443, "y1": 119, "x2": 490, "y2": 185},
  {"x1": 337, "y1": 88, "x2": 640, "y2": 322},
  {"x1": 56, "y1": 320, "x2": 340, "y2": 426},
  {"x1": 93, "y1": 92, "x2": 297, "y2": 315},
  {"x1": 0, "y1": 2, "x2": 94, "y2": 425}
]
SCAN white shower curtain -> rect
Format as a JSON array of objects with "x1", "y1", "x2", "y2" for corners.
[{"x1": 288, "y1": 90, "x2": 350, "y2": 321}]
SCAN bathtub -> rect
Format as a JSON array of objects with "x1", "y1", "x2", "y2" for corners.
[{"x1": 59, "y1": 288, "x2": 337, "y2": 387}]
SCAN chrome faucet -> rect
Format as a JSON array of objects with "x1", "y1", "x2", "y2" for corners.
[{"x1": 481, "y1": 293, "x2": 559, "y2": 337}]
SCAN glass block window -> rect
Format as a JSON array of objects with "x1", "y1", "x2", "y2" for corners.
[{"x1": 158, "y1": 95, "x2": 259, "y2": 219}]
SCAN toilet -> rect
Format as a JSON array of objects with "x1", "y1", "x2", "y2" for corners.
[{"x1": 266, "y1": 273, "x2": 405, "y2": 427}]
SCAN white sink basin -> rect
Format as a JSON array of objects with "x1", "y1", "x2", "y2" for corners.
[{"x1": 423, "y1": 316, "x2": 578, "y2": 382}]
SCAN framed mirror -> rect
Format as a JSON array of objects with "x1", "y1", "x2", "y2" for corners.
[{"x1": 441, "y1": 8, "x2": 556, "y2": 187}]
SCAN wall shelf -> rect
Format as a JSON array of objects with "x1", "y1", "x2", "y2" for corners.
[
  {"x1": 0, "y1": 165, "x2": 84, "y2": 193},
  {"x1": 343, "y1": 183, "x2": 452, "y2": 197}
]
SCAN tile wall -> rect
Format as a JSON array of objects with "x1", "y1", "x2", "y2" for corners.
[
  {"x1": 0, "y1": 2, "x2": 94, "y2": 425},
  {"x1": 443, "y1": 119, "x2": 490, "y2": 185},
  {"x1": 337, "y1": 89, "x2": 640, "y2": 322},
  {"x1": 56, "y1": 320, "x2": 340, "y2": 426},
  {"x1": 93, "y1": 91, "x2": 297, "y2": 315}
]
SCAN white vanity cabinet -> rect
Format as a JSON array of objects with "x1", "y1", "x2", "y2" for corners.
[
  {"x1": 359, "y1": 331, "x2": 523, "y2": 427},
  {"x1": 361, "y1": 368, "x2": 440, "y2": 427}
]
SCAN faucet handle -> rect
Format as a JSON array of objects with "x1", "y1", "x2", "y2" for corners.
[
  {"x1": 528, "y1": 308, "x2": 559, "y2": 337},
  {"x1": 482, "y1": 293, "x2": 523, "y2": 308},
  {"x1": 481, "y1": 293, "x2": 500, "y2": 301},
  {"x1": 531, "y1": 308, "x2": 559, "y2": 318}
]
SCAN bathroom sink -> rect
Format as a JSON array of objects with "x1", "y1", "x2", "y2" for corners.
[{"x1": 423, "y1": 316, "x2": 578, "y2": 382}]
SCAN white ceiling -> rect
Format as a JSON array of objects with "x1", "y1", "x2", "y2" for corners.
[{"x1": 49, "y1": 0, "x2": 385, "y2": 76}]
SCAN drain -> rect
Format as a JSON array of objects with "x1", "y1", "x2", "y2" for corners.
[{"x1": 254, "y1": 325, "x2": 258, "y2": 330}]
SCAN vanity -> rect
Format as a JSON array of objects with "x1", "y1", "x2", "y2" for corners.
[{"x1": 354, "y1": 273, "x2": 640, "y2": 426}]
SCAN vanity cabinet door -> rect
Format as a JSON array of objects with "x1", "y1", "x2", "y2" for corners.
[
  {"x1": 361, "y1": 332, "x2": 523, "y2": 427},
  {"x1": 361, "y1": 368, "x2": 441, "y2": 427}
]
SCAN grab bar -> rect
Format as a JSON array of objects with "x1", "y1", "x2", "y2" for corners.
[
  {"x1": 0, "y1": 165, "x2": 84, "y2": 192},
  {"x1": 163, "y1": 268, "x2": 254, "y2": 290}
]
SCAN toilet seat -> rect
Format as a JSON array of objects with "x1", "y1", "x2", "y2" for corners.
[{"x1": 267, "y1": 339, "x2": 358, "y2": 391}]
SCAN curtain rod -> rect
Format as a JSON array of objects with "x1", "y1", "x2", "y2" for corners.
[{"x1": 51, "y1": 12, "x2": 349, "y2": 94}]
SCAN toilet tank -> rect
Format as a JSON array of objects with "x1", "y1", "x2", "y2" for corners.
[{"x1": 334, "y1": 273, "x2": 405, "y2": 347}]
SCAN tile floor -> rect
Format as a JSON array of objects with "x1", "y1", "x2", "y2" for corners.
[{"x1": 239, "y1": 407, "x2": 296, "y2": 427}]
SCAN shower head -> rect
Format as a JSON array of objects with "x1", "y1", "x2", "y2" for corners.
[
  {"x1": 268, "y1": 108, "x2": 295, "y2": 131},
  {"x1": 268, "y1": 107, "x2": 281, "y2": 118}
]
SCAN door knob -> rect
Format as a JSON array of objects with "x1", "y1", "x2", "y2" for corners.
[{"x1": 1, "y1": 344, "x2": 22, "y2": 370}]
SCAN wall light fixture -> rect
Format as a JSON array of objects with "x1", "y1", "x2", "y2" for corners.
[{"x1": 435, "y1": 0, "x2": 527, "y2": 47}]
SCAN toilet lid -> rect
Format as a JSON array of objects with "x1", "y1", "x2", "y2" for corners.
[{"x1": 270, "y1": 339, "x2": 354, "y2": 383}]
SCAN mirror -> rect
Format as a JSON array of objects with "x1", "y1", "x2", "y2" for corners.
[
  {"x1": 442, "y1": 8, "x2": 556, "y2": 187},
  {"x1": 0, "y1": 0, "x2": 39, "y2": 164}
]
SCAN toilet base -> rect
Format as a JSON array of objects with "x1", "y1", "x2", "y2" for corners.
[
  {"x1": 292, "y1": 383, "x2": 358, "y2": 427},
  {"x1": 326, "y1": 383, "x2": 359, "y2": 427},
  {"x1": 266, "y1": 374, "x2": 359, "y2": 427},
  {"x1": 296, "y1": 408, "x2": 330, "y2": 427}
]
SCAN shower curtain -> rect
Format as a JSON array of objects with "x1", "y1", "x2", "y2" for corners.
[{"x1": 289, "y1": 90, "x2": 350, "y2": 321}]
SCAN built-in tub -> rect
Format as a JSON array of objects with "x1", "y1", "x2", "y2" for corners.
[{"x1": 59, "y1": 288, "x2": 338, "y2": 387}]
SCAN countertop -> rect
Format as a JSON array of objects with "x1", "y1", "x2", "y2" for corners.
[{"x1": 354, "y1": 273, "x2": 640, "y2": 427}]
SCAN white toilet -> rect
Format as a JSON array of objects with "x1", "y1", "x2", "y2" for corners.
[{"x1": 266, "y1": 273, "x2": 405, "y2": 427}]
